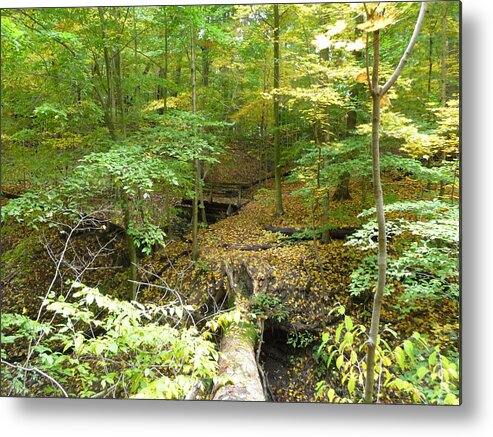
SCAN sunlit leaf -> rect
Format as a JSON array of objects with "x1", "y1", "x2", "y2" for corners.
[{"x1": 357, "y1": 14, "x2": 398, "y2": 32}]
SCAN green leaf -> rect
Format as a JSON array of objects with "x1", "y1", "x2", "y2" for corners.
[
  {"x1": 94, "y1": 342, "x2": 105, "y2": 355},
  {"x1": 336, "y1": 355, "x2": 344, "y2": 370},
  {"x1": 394, "y1": 346, "x2": 405, "y2": 370},
  {"x1": 416, "y1": 366, "x2": 428, "y2": 380},
  {"x1": 74, "y1": 334, "x2": 84, "y2": 351},
  {"x1": 327, "y1": 388, "x2": 336, "y2": 402},
  {"x1": 403, "y1": 340, "x2": 414, "y2": 358},
  {"x1": 443, "y1": 392, "x2": 458, "y2": 405},
  {"x1": 348, "y1": 376, "x2": 356, "y2": 395},
  {"x1": 429, "y1": 350, "x2": 438, "y2": 366},
  {"x1": 344, "y1": 316, "x2": 353, "y2": 332},
  {"x1": 107, "y1": 342, "x2": 118, "y2": 354}
]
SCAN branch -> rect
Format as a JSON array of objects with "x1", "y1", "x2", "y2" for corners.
[
  {"x1": 18, "y1": 11, "x2": 77, "y2": 57},
  {"x1": 365, "y1": 32, "x2": 373, "y2": 94},
  {"x1": 0, "y1": 359, "x2": 69, "y2": 397},
  {"x1": 380, "y1": 2, "x2": 428, "y2": 96}
]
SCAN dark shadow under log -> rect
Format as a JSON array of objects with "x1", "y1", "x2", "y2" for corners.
[
  {"x1": 180, "y1": 199, "x2": 240, "y2": 224},
  {"x1": 1, "y1": 191, "x2": 21, "y2": 200}
]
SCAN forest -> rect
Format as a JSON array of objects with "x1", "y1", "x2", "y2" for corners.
[{"x1": 0, "y1": 1, "x2": 460, "y2": 404}]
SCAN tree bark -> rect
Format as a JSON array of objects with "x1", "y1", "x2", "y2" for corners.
[
  {"x1": 273, "y1": 4, "x2": 283, "y2": 217},
  {"x1": 201, "y1": 45, "x2": 210, "y2": 87},
  {"x1": 163, "y1": 14, "x2": 169, "y2": 112},
  {"x1": 172, "y1": 55, "x2": 182, "y2": 97},
  {"x1": 332, "y1": 171, "x2": 351, "y2": 201},
  {"x1": 364, "y1": 33, "x2": 385, "y2": 401},
  {"x1": 212, "y1": 263, "x2": 265, "y2": 401},
  {"x1": 439, "y1": 2, "x2": 448, "y2": 198},
  {"x1": 318, "y1": 43, "x2": 331, "y2": 243},
  {"x1": 212, "y1": 321, "x2": 265, "y2": 401},
  {"x1": 158, "y1": 13, "x2": 169, "y2": 114},
  {"x1": 191, "y1": 21, "x2": 200, "y2": 261},
  {"x1": 440, "y1": 2, "x2": 449, "y2": 106},
  {"x1": 427, "y1": 33, "x2": 433, "y2": 97},
  {"x1": 199, "y1": 162, "x2": 208, "y2": 225},
  {"x1": 98, "y1": 7, "x2": 117, "y2": 140},
  {"x1": 114, "y1": 48, "x2": 126, "y2": 137},
  {"x1": 363, "y1": 2, "x2": 427, "y2": 403},
  {"x1": 121, "y1": 190, "x2": 138, "y2": 301}
]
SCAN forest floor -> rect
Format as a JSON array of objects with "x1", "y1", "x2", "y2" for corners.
[
  {"x1": 1, "y1": 144, "x2": 459, "y2": 402},
  {"x1": 142, "y1": 173, "x2": 458, "y2": 401}
]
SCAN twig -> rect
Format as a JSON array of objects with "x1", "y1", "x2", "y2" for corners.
[{"x1": 1, "y1": 358, "x2": 69, "y2": 397}]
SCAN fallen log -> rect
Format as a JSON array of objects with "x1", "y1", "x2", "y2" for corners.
[
  {"x1": 212, "y1": 263, "x2": 265, "y2": 401},
  {"x1": 213, "y1": 322, "x2": 265, "y2": 401},
  {"x1": 264, "y1": 225, "x2": 357, "y2": 240},
  {"x1": 264, "y1": 225, "x2": 302, "y2": 236},
  {"x1": 221, "y1": 243, "x2": 280, "y2": 252}
]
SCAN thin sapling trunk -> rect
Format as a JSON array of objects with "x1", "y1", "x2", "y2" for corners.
[{"x1": 363, "y1": 2, "x2": 427, "y2": 403}]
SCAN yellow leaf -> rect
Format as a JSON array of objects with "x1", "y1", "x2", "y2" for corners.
[
  {"x1": 357, "y1": 13, "x2": 398, "y2": 33},
  {"x1": 355, "y1": 72, "x2": 368, "y2": 84},
  {"x1": 310, "y1": 34, "x2": 332, "y2": 51},
  {"x1": 345, "y1": 38, "x2": 366, "y2": 52},
  {"x1": 326, "y1": 20, "x2": 347, "y2": 37},
  {"x1": 380, "y1": 94, "x2": 391, "y2": 108}
]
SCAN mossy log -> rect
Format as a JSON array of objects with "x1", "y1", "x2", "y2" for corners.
[
  {"x1": 213, "y1": 321, "x2": 265, "y2": 401},
  {"x1": 212, "y1": 263, "x2": 266, "y2": 401}
]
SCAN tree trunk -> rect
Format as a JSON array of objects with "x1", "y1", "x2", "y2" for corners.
[
  {"x1": 332, "y1": 171, "x2": 351, "y2": 201},
  {"x1": 318, "y1": 41, "x2": 331, "y2": 244},
  {"x1": 157, "y1": 14, "x2": 169, "y2": 114},
  {"x1": 212, "y1": 263, "x2": 265, "y2": 401},
  {"x1": 199, "y1": 163, "x2": 208, "y2": 225},
  {"x1": 427, "y1": 33, "x2": 433, "y2": 97},
  {"x1": 363, "y1": 3, "x2": 428, "y2": 403},
  {"x1": 98, "y1": 7, "x2": 117, "y2": 140},
  {"x1": 114, "y1": 48, "x2": 126, "y2": 137},
  {"x1": 273, "y1": 4, "x2": 283, "y2": 216},
  {"x1": 191, "y1": 22, "x2": 200, "y2": 261},
  {"x1": 321, "y1": 184, "x2": 331, "y2": 243},
  {"x1": 440, "y1": 3, "x2": 449, "y2": 106},
  {"x1": 121, "y1": 190, "x2": 138, "y2": 301},
  {"x1": 439, "y1": 2, "x2": 448, "y2": 198},
  {"x1": 163, "y1": 15, "x2": 168, "y2": 112},
  {"x1": 364, "y1": 33, "x2": 385, "y2": 401},
  {"x1": 172, "y1": 55, "x2": 182, "y2": 97},
  {"x1": 212, "y1": 321, "x2": 264, "y2": 401},
  {"x1": 201, "y1": 45, "x2": 210, "y2": 87}
]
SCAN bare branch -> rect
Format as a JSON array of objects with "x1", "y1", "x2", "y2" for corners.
[
  {"x1": 1, "y1": 359, "x2": 69, "y2": 397},
  {"x1": 380, "y1": 2, "x2": 428, "y2": 96},
  {"x1": 365, "y1": 32, "x2": 373, "y2": 94}
]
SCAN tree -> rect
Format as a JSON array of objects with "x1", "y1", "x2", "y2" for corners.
[
  {"x1": 273, "y1": 3, "x2": 284, "y2": 216},
  {"x1": 190, "y1": 16, "x2": 201, "y2": 261},
  {"x1": 360, "y1": 1, "x2": 428, "y2": 403}
]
